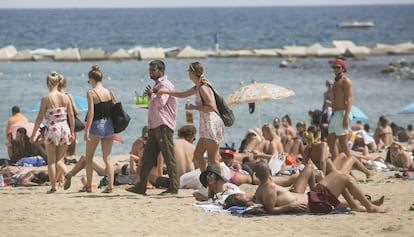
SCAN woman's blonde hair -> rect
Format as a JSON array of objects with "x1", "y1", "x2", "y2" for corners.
[
  {"x1": 46, "y1": 71, "x2": 60, "y2": 89},
  {"x1": 58, "y1": 74, "x2": 66, "y2": 91},
  {"x1": 189, "y1": 62, "x2": 209, "y2": 84},
  {"x1": 262, "y1": 124, "x2": 277, "y2": 139}
]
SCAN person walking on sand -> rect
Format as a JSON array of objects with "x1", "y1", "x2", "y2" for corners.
[
  {"x1": 79, "y1": 65, "x2": 116, "y2": 193},
  {"x1": 327, "y1": 58, "x2": 353, "y2": 161},
  {"x1": 156, "y1": 62, "x2": 225, "y2": 175},
  {"x1": 30, "y1": 71, "x2": 74, "y2": 193},
  {"x1": 129, "y1": 60, "x2": 179, "y2": 196}
]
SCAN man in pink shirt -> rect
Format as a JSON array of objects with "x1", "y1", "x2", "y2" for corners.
[{"x1": 130, "y1": 60, "x2": 179, "y2": 195}]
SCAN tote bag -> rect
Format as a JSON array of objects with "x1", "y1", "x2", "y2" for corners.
[
  {"x1": 74, "y1": 115, "x2": 85, "y2": 132},
  {"x1": 111, "y1": 102, "x2": 131, "y2": 133}
]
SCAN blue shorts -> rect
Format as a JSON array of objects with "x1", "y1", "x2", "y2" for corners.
[
  {"x1": 89, "y1": 118, "x2": 114, "y2": 138},
  {"x1": 328, "y1": 110, "x2": 352, "y2": 136}
]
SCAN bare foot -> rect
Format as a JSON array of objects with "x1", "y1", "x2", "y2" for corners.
[
  {"x1": 372, "y1": 195, "x2": 385, "y2": 206},
  {"x1": 366, "y1": 169, "x2": 377, "y2": 179},
  {"x1": 368, "y1": 205, "x2": 389, "y2": 213}
]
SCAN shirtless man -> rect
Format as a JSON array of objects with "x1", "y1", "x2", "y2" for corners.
[
  {"x1": 272, "y1": 117, "x2": 284, "y2": 137},
  {"x1": 253, "y1": 161, "x2": 387, "y2": 214},
  {"x1": 327, "y1": 58, "x2": 353, "y2": 160},
  {"x1": 322, "y1": 80, "x2": 334, "y2": 112}
]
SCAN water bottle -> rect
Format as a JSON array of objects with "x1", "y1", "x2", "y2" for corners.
[{"x1": 0, "y1": 174, "x2": 5, "y2": 187}]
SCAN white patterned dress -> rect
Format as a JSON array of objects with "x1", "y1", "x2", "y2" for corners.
[
  {"x1": 195, "y1": 88, "x2": 225, "y2": 143},
  {"x1": 44, "y1": 107, "x2": 72, "y2": 146}
]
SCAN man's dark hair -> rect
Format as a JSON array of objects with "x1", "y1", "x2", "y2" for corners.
[
  {"x1": 178, "y1": 125, "x2": 196, "y2": 139},
  {"x1": 35, "y1": 171, "x2": 50, "y2": 184},
  {"x1": 149, "y1": 60, "x2": 165, "y2": 73},
  {"x1": 12, "y1": 106, "x2": 20, "y2": 114}
]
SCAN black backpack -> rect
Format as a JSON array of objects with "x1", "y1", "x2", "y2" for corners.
[{"x1": 200, "y1": 83, "x2": 235, "y2": 127}]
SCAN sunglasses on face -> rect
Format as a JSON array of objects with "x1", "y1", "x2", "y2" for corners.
[{"x1": 332, "y1": 66, "x2": 342, "y2": 70}]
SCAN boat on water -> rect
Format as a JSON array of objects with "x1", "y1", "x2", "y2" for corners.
[{"x1": 338, "y1": 21, "x2": 374, "y2": 28}]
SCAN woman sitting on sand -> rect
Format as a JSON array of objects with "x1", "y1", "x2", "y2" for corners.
[
  {"x1": 374, "y1": 115, "x2": 394, "y2": 150},
  {"x1": 250, "y1": 124, "x2": 284, "y2": 161},
  {"x1": 301, "y1": 125, "x2": 329, "y2": 175},
  {"x1": 10, "y1": 127, "x2": 47, "y2": 164},
  {"x1": 281, "y1": 114, "x2": 297, "y2": 154}
]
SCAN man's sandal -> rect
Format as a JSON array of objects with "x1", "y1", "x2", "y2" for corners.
[
  {"x1": 64, "y1": 173, "x2": 72, "y2": 190},
  {"x1": 102, "y1": 187, "x2": 113, "y2": 193},
  {"x1": 79, "y1": 186, "x2": 92, "y2": 193}
]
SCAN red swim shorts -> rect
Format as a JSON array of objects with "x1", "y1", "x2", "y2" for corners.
[{"x1": 307, "y1": 183, "x2": 340, "y2": 214}]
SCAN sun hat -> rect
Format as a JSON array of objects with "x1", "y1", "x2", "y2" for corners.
[{"x1": 199, "y1": 164, "x2": 229, "y2": 187}]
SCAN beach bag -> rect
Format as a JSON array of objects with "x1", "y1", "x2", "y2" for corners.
[
  {"x1": 200, "y1": 83, "x2": 235, "y2": 127},
  {"x1": 111, "y1": 102, "x2": 131, "y2": 133},
  {"x1": 67, "y1": 114, "x2": 85, "y2": 132},
  {"x1": 268, "y1": 153, "x2": 286, "y2": 176},
  {"x1": 74, "y1": 115, "x2": 85, "y2": 132}
]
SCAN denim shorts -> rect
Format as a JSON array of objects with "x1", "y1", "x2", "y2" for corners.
[{"x1": 89, "y1": 117, "x2": 114, "y2": 138}]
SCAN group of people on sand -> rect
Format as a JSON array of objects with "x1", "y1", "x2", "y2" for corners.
[
  {"x1": 190, "y1": 58, "x2": 390, "y2": 214},
  {"x1": 4, "y1": 57, "x2": 413, "y2": 215}
]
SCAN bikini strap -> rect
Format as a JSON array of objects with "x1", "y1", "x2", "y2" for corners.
[{"x1": 91, "y1": 89, "x2": 102, "y2": 103}]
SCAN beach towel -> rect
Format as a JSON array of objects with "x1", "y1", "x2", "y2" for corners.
[{"x1": 193, "y1": 201, "x2": 229, "y2": 213}]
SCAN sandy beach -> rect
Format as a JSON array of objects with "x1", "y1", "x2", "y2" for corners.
[{"x1": 0, "y1": 154, "x2": 413, "y2": 237}]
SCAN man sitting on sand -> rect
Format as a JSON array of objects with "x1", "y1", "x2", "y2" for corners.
[{"x1": 251, "y1": 160, "x2": 388, "y2": 214}]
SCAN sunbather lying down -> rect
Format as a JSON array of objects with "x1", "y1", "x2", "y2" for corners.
[
  {"x1": 224, "y1": 159, "x2": 388, "y2": 214},
  {"x1": 0, "y1": 165, "x2": 49, "y2": 187}
]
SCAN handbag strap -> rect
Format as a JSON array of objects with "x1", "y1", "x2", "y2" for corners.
[{"x1": 109, "y1": 90, "x2": 117, "y2": 104}]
